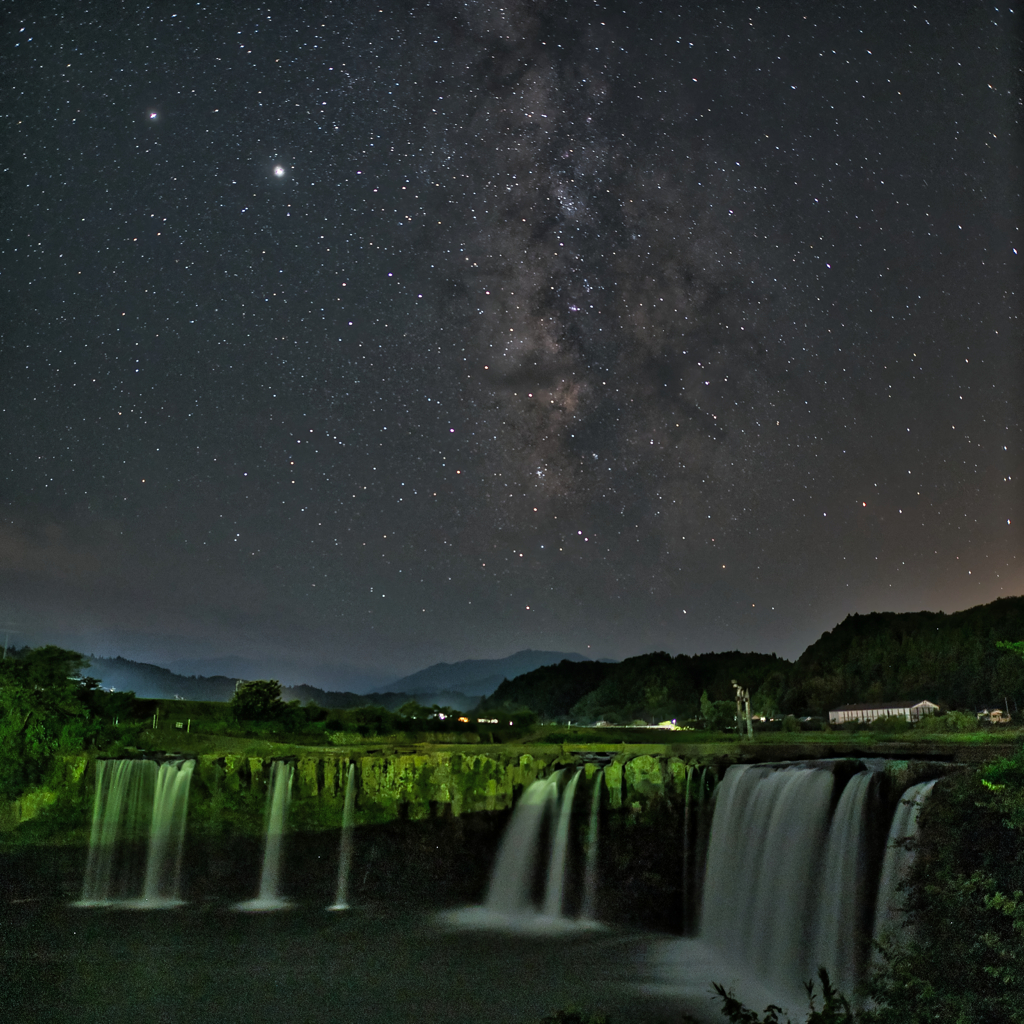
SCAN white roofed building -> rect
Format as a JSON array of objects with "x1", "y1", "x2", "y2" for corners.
[{"x1": 828, "y1": 699, "x2": 940, "y2": 726}]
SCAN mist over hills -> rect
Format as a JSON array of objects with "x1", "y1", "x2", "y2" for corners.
[
  {"x1": 87, "y1": 657, "x2": 239, "y2": 703},
  {"x1": 84, "y1": 649, "x2": 594, "y2": 712},
  {"x1": 165, "y1": 655, "x2": 392, "y2": 694}
]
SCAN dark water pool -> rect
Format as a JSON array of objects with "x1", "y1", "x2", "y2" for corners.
[{"x1": 0, "y1": 902, "x2": 725, "y2": 1024}]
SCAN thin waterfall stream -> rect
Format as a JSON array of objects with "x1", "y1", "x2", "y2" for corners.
[
  {"x1": 328, "y1": 763, "x2": 358, "y2": 910},
  {"x1": 482, "y1": 773, "x2": 560, "y2": 916},
  {"x1": 579, "y1": 769, "x2": 603, "y2": 921},
  {"x1": 873, "y1": 779, "x2": 936, "y2": 948},
  {"x1": 235, "y1": 760, "x2": 294, "y2": 912},
  {"x1": 137, "y1": 759, "x2": 195, "y2": 908},
  {"x1": 811, "y1": 769, "x2": 875, "y2": 995},
  {"x1": 542, "y1": 768, "x2": 581, "y2": 917}
]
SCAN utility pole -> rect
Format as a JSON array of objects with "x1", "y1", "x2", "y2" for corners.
[
  {"x1": 732, "y1": 681, "x2": 746, "y2": 738},
  {"x1": 733, "y1": 681, "x2": 754, "y2": 739}
]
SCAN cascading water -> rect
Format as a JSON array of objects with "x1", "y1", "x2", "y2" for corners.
[
  {"x1": 873, "y1": 779, "x2": 936, "y2": 948},
  {"x1": 691, "y1": 766, "x2": 714, "y2": 928},
  {"x1": 652, "y1": 761, "x2": 939, "y2": 1017},
  {"x1": 702, "y1": 764, "x2": 836, "y2": 984},
  {"x1": 810, "y1": 770, "x2": 875, "y2": 996},
  {"x1": 542, "y1": 768, "x2": 581, "y2": 917},
  {"x1": 328, "y1": 763, "x2": 358, "y2": 910},
  {"x1": 579, "y1": 769, "x2": 603, "y2": 921},
  {"x1": 77, "y1": 759, "x2": 158, "y2": 906},
  {"x1": 137, "y1": 759, "x2": 195, "y2": 908},
  {"x1": 681, "y1": 764, "x2": 714, "y2": 933},
  {"x1": 681, "y1": 767, "x2": 693, "y2": 930},
  {"x1": 447, "y1": 768, "x2": 596, "y2": 931},
  {"x1": 235, "y1": 760, "x2": 294, "y2": 912},
  {"x1": 483, "y1": 773, "x2": 560, "y2": 916}
]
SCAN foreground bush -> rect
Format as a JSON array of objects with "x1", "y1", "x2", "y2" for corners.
[{"x1": 712, "y1": 969, "x2": 854, "y2": 1024}]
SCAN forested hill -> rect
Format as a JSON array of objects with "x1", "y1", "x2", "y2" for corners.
[
  {"x1": 480, "y1": 651, "x2": 788, "y2": 723},
  {"x1": 479, "y1": 596, "x2": 1024, "y2": 723},
  {"x1": 391, "y1": 649, "x2": 590, "y2": 697},
  {"x1": 763, "y1": 595, "x2": 1024, "y2": 715}
]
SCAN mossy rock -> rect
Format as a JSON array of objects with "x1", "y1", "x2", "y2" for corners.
[
  {"x1": 624, "y1": 755, "x2": 664, "y2": 801},
  {"x1": 604, "y1": 761, "x2": 623, "y2": 809}
]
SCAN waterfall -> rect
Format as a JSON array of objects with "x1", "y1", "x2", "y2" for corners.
[
  {"x1": 484, "y1": 774, "x2": 558, "y2": 915},
  {"x1": 235, "y1": 760, "x2": 294, "y2": 912},
  {"x1": 811, "y1": 770, "x2": 875, "y2": 995},
  {"x1": 77, "y1": 759, "x2": 157, "y2": 905},
  {"x1": 692, "y1": 765, "x2": 714, "y2": 926},
  {"x1": 651, "y1": 762, "x2": 939, "y2": 1016},
  {"x1": 697, "y1": 762, "x2": 940, "y2": 1002},
  {"x1": 873, "y1": 779, "x2": 936, "y2": 947},
  {"x1": 76, "y1": 758, "x2": 195, "y2": 908},
  {"x1": 542, "y1": 768, "x2": 581, "y2": 917},
  {"x1": 138, "y1": 759, "x2": 195, "y2": 907},
  {"x1": 579, "y1": 769, "x2": 603, "y2": 921},
  {"x1": 443, "y1": 768, "x2": 593, "y2": 930},
  {"x1": 328, "y1": 763, "x2": 358, "y2": 910},
  {"x1": 681, "y1": 767, "x2": 692, "y2": 930},
  {"x1": 701, "y1": 764, "x2": 835, "y2": 982}
]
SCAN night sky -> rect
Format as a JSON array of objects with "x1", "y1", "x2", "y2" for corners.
[{"x1": 2, "y1": 1, "x2": 1020, "y2": 687}]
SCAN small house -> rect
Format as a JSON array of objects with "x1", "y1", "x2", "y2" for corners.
[{"x1": 977, "y1": 708, "x2": 1012, "y2": 724}]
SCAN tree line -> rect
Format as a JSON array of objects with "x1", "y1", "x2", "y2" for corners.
[{"x1": 480, "y1": 596, "x2": 1024, "y2": 725}]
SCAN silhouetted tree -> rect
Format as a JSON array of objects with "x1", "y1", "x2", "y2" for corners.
[{"x1": 230, "y1": 679, "x2": 285, "y2": 722}]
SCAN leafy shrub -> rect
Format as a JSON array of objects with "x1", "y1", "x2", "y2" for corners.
[
  {"x1": 712, "y1": 968, "x2": 854, "y2": 1023},
  {"x1": 0, "y1": 646, "x2": 138, "y2": 799},
  {"x1": 916, "y1": 710, "x2": 979, "y2": 733},
  {"x1": 862, "y1": 758, "x2": 1024, "y2": 1023},
  {"x1": 868, "y1": 714, "x2": 911, "y2": 733}
]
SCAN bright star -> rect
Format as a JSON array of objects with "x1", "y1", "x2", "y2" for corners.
[{"x1": 274, "y1": 165, "x2": 286, "y2": 177}]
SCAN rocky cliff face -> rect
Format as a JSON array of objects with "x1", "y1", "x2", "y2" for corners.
[
  {"x1": 0, "y1": 748, "x2": 950, "y2": 930},
  {"x1": 0, "y1": 748, "x2": 713, "y2": 922}
]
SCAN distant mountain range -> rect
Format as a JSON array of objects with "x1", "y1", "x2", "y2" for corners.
[
  {"x1": 87, "y1": 657, "x2": 239, "y2": 702},
  {"x1": 165, "y1": 655, "x2": 391, "y2": 693},
  {"x1": 84, "y1": 648, "x2": 596, "y2": 712},
  {"x1": 390, "y1": 650, "x2": 592, "y2": 696}
]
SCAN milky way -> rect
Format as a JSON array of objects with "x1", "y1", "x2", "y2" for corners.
[{"x1": 1, "y1": 1, "x2": 1019, "y2": 681}]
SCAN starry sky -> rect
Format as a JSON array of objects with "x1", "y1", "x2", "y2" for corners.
[{"x1": 1, "y1": 1, "x2": 1020, "y2": 687}]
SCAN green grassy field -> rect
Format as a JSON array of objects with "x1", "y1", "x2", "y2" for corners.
[{"x1": 126, "y1": 719, "x2": 1022, "y2": 762}]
